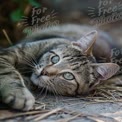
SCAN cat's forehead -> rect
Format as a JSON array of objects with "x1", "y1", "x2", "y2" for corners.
[
  {"x1": 63, "y1": 47, "x2": 83, "y2": 56},
  {"x1": 53, "y1": 44, "x2": 84, "y2": 56},
  {"x1": 52, "y1": 45, "x2": 96, "y2": 72}
]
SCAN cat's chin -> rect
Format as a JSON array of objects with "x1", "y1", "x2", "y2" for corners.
[
  {"x1": 30, "y1": 73, "x2": 39, "y2": 86},
  {"x1": 31, "y1": 73, "x2": 50, "y2": 87},
  {"x1": 41, "y1": 76, "x2": 50, "y2": 81}
]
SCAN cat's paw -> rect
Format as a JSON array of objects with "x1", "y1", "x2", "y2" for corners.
[{"x1": 2, "y1": 88, "x2": 35, "y2": 111}]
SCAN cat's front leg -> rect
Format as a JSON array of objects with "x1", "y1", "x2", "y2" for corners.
[{"x1": 0, "y1": 60, "x2": 35, "y2": 111}]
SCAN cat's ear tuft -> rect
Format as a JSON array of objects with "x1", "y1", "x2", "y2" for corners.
[
  {"x1": 73, "y1": 30, "x2": 97, "y2": 55},
  {"x1": 91, "y1": 63, "x2": 120, "y2": 80}
]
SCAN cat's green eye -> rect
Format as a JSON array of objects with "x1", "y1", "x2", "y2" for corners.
[
  {"x1": 63, "y1": 72, "x2": 75, "y2": 80},
  {"x1": 51, "y1": 55, "x2": 60, "y2": 64}
]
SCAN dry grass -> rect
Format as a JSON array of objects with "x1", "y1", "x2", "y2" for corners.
[
  {"x1": 2, "y1": 29, "x2": 13, "y2": 46},
  {"x1": 87, "y1": 84, "x2": 122, "y2": 102},
  {"x1": 0, "y1": 83, "x2": 121, "y2": 122}
]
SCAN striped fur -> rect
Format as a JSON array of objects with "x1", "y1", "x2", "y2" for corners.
[{"x1": 0, "y1": 24, "x2": 120, "y2": 110}]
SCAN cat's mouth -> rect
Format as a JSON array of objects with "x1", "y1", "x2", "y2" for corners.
[
  {"x1": 39, "y1": 75, "x2": 50, "y2": 82},
  {"x1": 36, "y1": 74, "x2": 51, "y2": 87},
  {"x1": 31, "y1": 73, "x2": 50, "y2": 86},
  {"x1": 36, "y1": 71, "x2": 50, "y2": 81}
]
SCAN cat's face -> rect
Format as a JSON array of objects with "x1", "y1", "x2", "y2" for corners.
[
  {"x1": 31, "y1": 31, "x2": 119, "y2": 96},
  {"x1": 31, "y1": 45, "x2": 96, "y2": 95}
]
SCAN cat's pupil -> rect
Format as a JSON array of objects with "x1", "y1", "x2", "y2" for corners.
[
  {"x1": 63, "y1": 72, "x2": 74, "y2": 80},
  {"x1": 51, "y1": 55, "x2": 60, "y2": 64}
]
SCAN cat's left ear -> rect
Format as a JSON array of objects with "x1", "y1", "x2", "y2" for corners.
[
  {"x1": 91, "y1": 63, "x2": 120, "y2": 80},
  {"x1": 73, "y1": 30, "x2": 97, "y2": 55}
]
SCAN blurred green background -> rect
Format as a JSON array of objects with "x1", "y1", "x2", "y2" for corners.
[{"x1": 0, "y1": 0, "x2": 121, "y2": 47}]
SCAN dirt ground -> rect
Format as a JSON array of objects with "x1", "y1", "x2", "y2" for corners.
[{"x1": 0, "y1": 95, "x2": 122, "y2": 122}]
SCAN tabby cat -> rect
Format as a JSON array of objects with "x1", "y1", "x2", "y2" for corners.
[{"x1": 0, "y1": 24, "x2": 121, "y2": 111}]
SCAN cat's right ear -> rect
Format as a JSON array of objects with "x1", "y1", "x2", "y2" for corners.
[
  {"x1": 72, "y1": 30, "x2": 97, "y2": 55},
  {"x1": 91, "y1": 63, "x2": 120, "y2": 80}
]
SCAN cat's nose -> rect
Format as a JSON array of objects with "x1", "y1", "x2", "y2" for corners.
[
  {"x1": 40, "y1": 66, "x2": 58, "y2": 76},
  {"x1": 41, "y1": 69, "x2": 48, "y2": 76}
]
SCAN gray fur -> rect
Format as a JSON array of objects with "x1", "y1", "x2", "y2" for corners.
[{"x1": 0, "y1": 24, "x2": 120, "y2": 111}]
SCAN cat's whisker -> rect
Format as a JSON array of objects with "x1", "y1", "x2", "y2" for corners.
[
  {"x1": 50, "y1": 81, "x2": 62, "y2": 96},
  {"x1": 47, "y1": 80, "x2": 58, "y2": 95},
  {"x1": 35, "y1": 87, "x2": 45, "y2": 100},
  {"x1": 27, "y1": 56, "x2": 37, "y2": 66},
  {"x1": 20, "y1": 59, "x2": 33, "y2": 66},
  {"x1": 38, "y1": 78, "x2": 59, "y2": 102},
  {"x1": 35, "y1": 77, "x2": 49, "y2": 99},
  {"x1": 40, "y1": 85, "x2": 48, "y2": 100},
  {"x1": 19, "y1": 70, "x2": 33, "y2": 74},
  {"x1": 17, "y1": 67, "x2": 32, "y2": 70},
  {"x1": 24, "y1": 52, "x2": 38, "y2": 66},
  {"x1": 28, "y1": 52, "x2": 37, "y2": 64},
  {"x1": 20, "y1": 55, "x2": 36, "y2": 66},
  {"x1": 23, "y1": 62, "x2": 35, "y2": 69},
  {"x1": 48, "y1": 80, "x2": 63, "y2": 102},
  {"x1": 21, "y1": 57, "x2": 36, "y2": 69},
  {"x1": 22, "y1": 56, "x2": 35, "y2": 66},
  {"x1": 46, "y1": 80, "x2": 58, "y2": 100}
]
